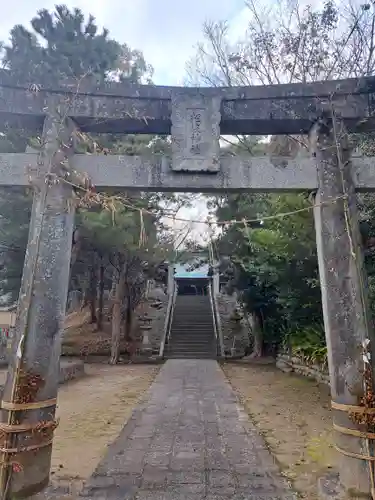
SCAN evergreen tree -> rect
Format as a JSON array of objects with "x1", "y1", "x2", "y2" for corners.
[
  {"x1": 0, "y1": 188, "x2": 31, "y2": 303},
  {"x1": 3, "y1": 5, "x2": 121, "y2": 84},
  {"x1": 0, "y1": 5, "x2": 157, "y2": 303}
]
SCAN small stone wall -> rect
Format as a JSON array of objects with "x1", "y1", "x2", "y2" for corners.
[{"x1": 276, "y1": 353, "x2": 330, "y2": 386}]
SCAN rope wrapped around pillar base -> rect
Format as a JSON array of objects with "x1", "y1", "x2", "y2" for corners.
[{"x1": 332, "y1": 399, "x2": 375, "y2": 500}]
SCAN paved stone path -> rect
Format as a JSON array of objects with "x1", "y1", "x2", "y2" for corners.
[{"x1": 80, "y1": 360, "x2": 296, "y2": 499}]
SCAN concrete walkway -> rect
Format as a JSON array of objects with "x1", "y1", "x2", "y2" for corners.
[{"x1": 80, "y1": 360, "x2": 296, "y2": 499}]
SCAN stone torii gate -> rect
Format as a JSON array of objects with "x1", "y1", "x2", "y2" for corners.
[{"x1": 1, "y1": 72, "x2": 375, "y2": 497}]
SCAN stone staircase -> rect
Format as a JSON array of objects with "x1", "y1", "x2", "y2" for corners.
[{"x1": 165, "y1": 295, "x2": 217, "y2": 359}]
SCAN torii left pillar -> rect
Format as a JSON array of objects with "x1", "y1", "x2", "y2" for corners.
[{"x1": 0, "y1": 109, "x2": 77, "y2": 498}]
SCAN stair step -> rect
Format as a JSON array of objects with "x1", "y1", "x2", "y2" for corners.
[
  {"x1": 174, "y1": 308, "x2": 211, "y2": 310},
  {"x1": 167, "y1": 343, "x2": 216, "y2": 348},
  {"x1": 172, "y1": 325, "x2": 213, "y2": 328},
  {"x1": 171, "y1": 336, "x2": 214, "y2": 340},
  {"x1": 172, "y1": 318, "x2": 213, "y2": 321},
  {"x1": 170, "y1": 336, "x2": 215, "y2": 340},
  {"x1": 174, "y1": 304, "x2": 210, "y2": 307},
  {"x1": 171, "y1": 329, "x2": 214, "y2": 333},
  {"x1": 170, "y1": 335, "x2": 214, "y2": 339},
  {"x1": 169, "y1": 342, "x2": 216, "y2": 346},
  {"x1": 175, "y1": 305, "x2": 210, "y2": 308},
  {"x1": 167, "y1": 349, "x2": 216, "y2": 354},
  {"x1": 175, "y1": 302, "x2": 211, "y2": 311},
  {"x1": 174, "y1": 308, "x2": 210, "y2": 310},
  {"x1": 170, "y1": 334, "x2": 215, "y2": 338},
  {"x1": 174, "y1": 308, "x2": 212, "y2": 318},
  {"x1": 171, "y1": 329, "x2": 214, "y2": 332},
  {"x1": 173, "y1": 312, "x2": 212, "y2": 315},
  {"x1": 175, "y1": 300, "x2": 210, "y2": 302},
  {"x1": 172, "y1": 324, "x2": 214, "y2": 327},
  {"x1": 172, "y1": 331, "x2": 213, "y2": 334},
  {"x1": 170, "y1": 334, "x2": 214, "y2": 338},
  {"x1": 172, "y1": 323, "x2": 213, "y2": 326},
  {"x1": 166, "y1": 349, "x2": 216, "y2": 356},
  {"x1": 172, "y1": 330, "x2": 213, "y2": 333},
  {"x1": 173, "y1": 318, "x2": 212, "y2": 320},
  {"x1": 169, "y1": 348, "x2": 216, "y2": 352},
  {"x1": 166, "y1": 354, "x2": 217, "y2": 359},
  {"x1": 175, "y1": 297, "x2": 210, "y2": 299},
  {"x1": 175, "y1": 302, "x2": 210, "y2": 304},
  {"x1": 172, "y1": 322, "x2": 213, "y2": 325},
  {"x1": 172, "y1": 320, "x2": 213, "y2": 323},
  {"x1": 174, "y1": 303, "x2": 210, "y2": 306},
  {"x1": 173, "y1": 318, "x2": 211, "y2": 321},
  {"x1": 175, "y1": 303, "x2": 210, "y2": 305}
]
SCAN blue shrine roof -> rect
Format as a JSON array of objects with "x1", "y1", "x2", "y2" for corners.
[{"x1": 174, "y1": 262, "x2": 209, "y2": 279}]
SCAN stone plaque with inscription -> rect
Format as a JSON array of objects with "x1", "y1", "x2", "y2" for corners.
[{"x1": 171, "y1": 92, "x2": 221, "y2": 172}]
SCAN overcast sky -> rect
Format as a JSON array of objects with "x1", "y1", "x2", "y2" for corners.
[{"x1": 0, "y1": 0, "x2": 248, "y2": 85}]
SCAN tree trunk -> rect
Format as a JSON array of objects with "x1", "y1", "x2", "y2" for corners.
[
  {"x1": 97, "y1": 260, "x2": 105, "y2": 330},
  {"x1": 70, "y1": 228, "x2": 81, "y2": 271},
  {"x1": 89, "y1": 262, "x2": 97, "y2": 324},
  {"x1": 107, "y1": 270, "x2": 118, "y2": 320},
  {"x1": 80, "y1": 289, "x2": 88, "y2": 310},
  {"x1": 79, "y1": 267, "x2": 90, "y2": 310},
  {"x1": 124, "y1": 292, "x2": 133, "y2": 342},
  {"x1": 250, "y1": 311, "x2": 263, "y2": 358},
  {"x1": 110, "y1": 268, "x2": 126, "y2": 365},
  {"x1": 80, "y1": 274, "x2": 89, "y2": 310}
]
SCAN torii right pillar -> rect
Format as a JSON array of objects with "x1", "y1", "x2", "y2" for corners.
[{"x1": 311, "y1": 115, "x2": 375, "y2": 498}]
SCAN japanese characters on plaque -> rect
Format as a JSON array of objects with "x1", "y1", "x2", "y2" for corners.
[
  {"x1": 187, "y1": 108, "x2": 204, "y2": 156},
  {"x1": 171, "y1": 93, "x2": 221, "y2": 172}
]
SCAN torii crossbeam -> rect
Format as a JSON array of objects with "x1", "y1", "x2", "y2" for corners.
[{"x1": 1, "y1": 71, "x2": 375, "y2": 135}]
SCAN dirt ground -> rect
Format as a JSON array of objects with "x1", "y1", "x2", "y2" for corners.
[
  {"x1": 223, "y1": 362, "x2": 336, "y2": 500},
  {"x1": 46, "y1": 364, "x2": 158, "y2": 494}
]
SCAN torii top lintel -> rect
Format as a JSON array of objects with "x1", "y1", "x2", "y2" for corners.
[{"x1": 0, "y1": 71, "x2": 375, "y2": 136}]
